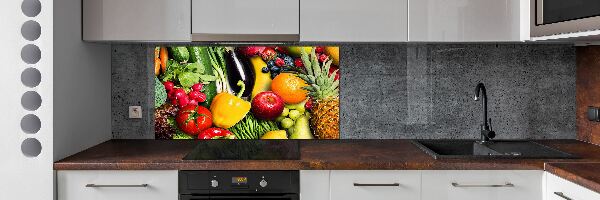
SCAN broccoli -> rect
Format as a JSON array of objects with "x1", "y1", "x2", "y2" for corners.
[{"x1": 155, "y1": 77, "x2": 167, "y2": 108}]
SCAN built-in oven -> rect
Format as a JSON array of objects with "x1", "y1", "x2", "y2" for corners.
[
  {"x1": 179, "y1": 171, "x2": 299, "y2": 200},
  {"x1": 532, "y1": 0, "x2": 600, "y2": 37}
]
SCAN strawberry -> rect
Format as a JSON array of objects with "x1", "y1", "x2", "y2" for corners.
[
  {"x1": 239, "y1": 46, "x2": 266, "y2": 57},
  {"x1": 329, "y1": 65, "x2": 340, "y2": 81},
  {"x1": 294, "y1": 58, "x2": 304, "y2": 68},
  {"x1": 275, "y1": 57, "x2": 285, "y2": 67},
  {"x1": 260, "y1": 47, "x2": 278, "y2": 61},
  {"x1": 273, "y1": 46, "x2": 288, "y2": 54},
  {"x1": 318, "y1": 53, "x2": 329, "y2": 63},
  {"x1": 315, "y1": 46, "x2": 325, "y2": 54},
  {"x1": 305, "y1": 98, "x2": 313, "y2": 110}
]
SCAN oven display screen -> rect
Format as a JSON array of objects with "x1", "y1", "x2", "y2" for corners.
[{"x1": 232, "y1": 177, "x2": 248, "y2": 185}]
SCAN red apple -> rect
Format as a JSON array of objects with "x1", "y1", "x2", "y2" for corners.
[{"x1": 251, "y1": 91, "x2": 285, "y2": 120}]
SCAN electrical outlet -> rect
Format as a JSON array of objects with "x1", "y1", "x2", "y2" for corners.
[
  {"x1": 129, "y1": 106, "x2": 142, "y2": 119},
  {"x1": 588, "y1": 106, "x2": 600, "y2": 122}
]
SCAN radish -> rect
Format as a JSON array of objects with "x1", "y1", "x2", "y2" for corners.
[
  {"x1": 178, "y1": 96, "x2": 190, "y2": 108},
  {"x1": 188, "y1": 91, "x2": 203, "y2": 101},
  {"x1": 173, "y1": 88, "x2": 186, "y2": 100},
  {"x1": 192, "y1": 83, "x2": 203, "y2": 92},
  {"x1": 163, "y1": 81, "x2": 174, "y2": 91},
  {"x1": 197, "y1": 93, "x2": 207, "y2": 103}
]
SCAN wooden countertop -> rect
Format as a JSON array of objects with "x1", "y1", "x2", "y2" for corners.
[
  {"x1": 54, "y1": 139, "x2": 600, "y2": 170},
  {"x1": 545, "y1": 162, "x2": 600, "y2": 194}
]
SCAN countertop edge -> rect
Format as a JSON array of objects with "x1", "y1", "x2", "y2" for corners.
[{"x1": 545, "y1": 162, "x2": 600, "y2": 194}]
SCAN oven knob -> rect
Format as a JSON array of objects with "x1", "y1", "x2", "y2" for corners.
[
  {"x1": 210, "y1": 179, "x2": 219, "y2": 188},
  {"x1": 259, "y1": 179, "x2": 268, "y2": 188}
]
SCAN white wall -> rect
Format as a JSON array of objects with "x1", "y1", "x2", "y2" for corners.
[
  {"x1": 53, "y1": 0, "x2": 112, "y2": 161},
  {"x1": 0, "y1": 0, "x2": 54, "y2": 199}
]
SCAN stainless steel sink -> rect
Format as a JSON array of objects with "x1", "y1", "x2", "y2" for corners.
[{"x1": 411, "y1": 140, "x2": 577, "y2": 159}]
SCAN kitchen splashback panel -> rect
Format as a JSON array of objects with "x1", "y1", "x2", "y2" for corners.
[
  {"x1": 153, "y1": 46, "x2": 340, "y2": 140},
  {"x1": 112, "y1": 44, "x2": 576, "y2": 140}
]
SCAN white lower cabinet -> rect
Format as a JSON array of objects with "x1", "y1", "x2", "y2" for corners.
[
  {"x1": 300, "y1": 170, "x2": 331, "y2": 200},
  {"x1": 57, "y1": 170, "x2": 178, "y2": 200},
  {"x1": 57, "y1": 170, "x2": 600, "y2": 200},
  {"x1": 545, "y1": 172, "x2": 600, "y2": 200},
  {"x1": 421, "y1": 170, "x2": 543, "y2": 200},
  {"x1": 301, "y1": 170, "x2": 546, "y2": 200},
  {"x1": 331, "y1": 170, "x2": 421, "y2": 200}
]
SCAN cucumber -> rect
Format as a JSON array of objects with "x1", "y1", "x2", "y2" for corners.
[
  {"x1": 197, "y1": 47, "x2": 217, "y2": 108},
  {"x1": 169, "y1": 46, "x2": 189, "y2": 63},
  {"x1": 187, "y1": 46, "x2": 201, "y2": 63}
]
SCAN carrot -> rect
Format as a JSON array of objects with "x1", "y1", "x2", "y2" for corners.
[
  {"x1": 160, "y1": 47, "x2": 168, "y2": 73},
  {"x1": 154, "y1": 58, "x2": 161, "y2": 75},
  {"x1": 154, "y1": 46, "x2": 160, "y2": 59}
]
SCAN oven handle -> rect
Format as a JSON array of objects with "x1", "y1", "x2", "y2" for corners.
[{"x1": 180, "y1": 194, "x2": 298, "y2": 200}]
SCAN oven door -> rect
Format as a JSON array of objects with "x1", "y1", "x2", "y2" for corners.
[
  {"x1": 180, "y1": 194, "x2": 299, "y2": 200},
  {"x1": 532, "y1": 0, "x2": 600, "y2": 37}
]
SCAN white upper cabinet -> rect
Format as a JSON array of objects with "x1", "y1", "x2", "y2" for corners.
[
  {"x1": 408, "y1": 0, "x2": 530, "y2": 42},
  {"x1": 82, "y1": 0, "x2": 191, "y2": 41},
  {"x1": 300, "y1": 0, "x2": 408, "y2": 42},
  {"x1": 81, "y1": 0, "x2": 533, "y2": 42},
  {"x1": 191, "y1": 0, "x2": 300, "y2": 41}
]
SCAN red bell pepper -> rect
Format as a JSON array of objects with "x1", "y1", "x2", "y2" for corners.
[{"x1": 198, "y1": 128, "x2": 236, "y2": 139}]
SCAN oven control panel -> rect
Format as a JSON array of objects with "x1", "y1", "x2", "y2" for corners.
[{"x1": 179, "y1": 171, "x2": 299, "y2": 194}]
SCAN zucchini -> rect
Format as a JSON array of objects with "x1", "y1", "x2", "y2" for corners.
[
  {"x1": 197, "y1": 47, "x2": 218, "y2": 108},
  {"x1": 169, "y1": 46, "x2": 189, "y2": 63},
  {"x1": 187, "y1": 46, "x2": 201, "y2": 63}
]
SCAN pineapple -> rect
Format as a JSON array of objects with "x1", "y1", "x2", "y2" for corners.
[{"x1": 297, "y1": 48, "x2": 340, "y2": 139}]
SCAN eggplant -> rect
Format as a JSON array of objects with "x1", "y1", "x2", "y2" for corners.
[{"x1": 225, "y1": 48, "x2": 255, "y2": 98}]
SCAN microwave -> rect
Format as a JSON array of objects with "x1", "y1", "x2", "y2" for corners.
[{"x1": 532, "y1": 0, "x2": 600, "y2": 37}]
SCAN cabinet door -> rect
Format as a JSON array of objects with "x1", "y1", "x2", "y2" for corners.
[
  {"x1": 57, "y1": 170, "x2": 178, "y2": 200},
  {"x1": 191, "y1": 0, "x2": 299, "y2": 41},
  {"x1": 409, "y1": 0, "x2": 529, "y2": 42},
  {"x1": 421, "y1": 170, "x2": 543, "y2": 200},
  {"x1": 82, "y1": 0, "x2": 191, "y2": 41},
  {"x1": 330, "y1": 170, "x2": 420, "y2": 200},
  {"x1": 300, "y1": 0, "x2": 408, "y2": 42},
  {"x1": 300, "y1": 171, "x2": 330, "y2": 200},
  {"x1": 546, "y1": 172, "x2": 600, "y2": 200}
]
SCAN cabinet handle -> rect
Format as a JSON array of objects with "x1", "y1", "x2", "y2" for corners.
[
  {"x1": 85, "y1": 184, "x2": 149, "y2": 188},
  {"x1": 451, "y1": 182, "x2": 514, "y2": 188},
  {"x1": 554, "y1": 192, "x2": 573, "y2": 200},
  {"x1": 353, "y1": 183, "x2": 400, "y2": 187}
]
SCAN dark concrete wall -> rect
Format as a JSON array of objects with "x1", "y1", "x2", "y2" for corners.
[
  {"x1": 111, "y1": 44, "x2": 155, "y2": 139},
  {"x1": 112, "y1": 44, "x2": 576, "y2": 139}
]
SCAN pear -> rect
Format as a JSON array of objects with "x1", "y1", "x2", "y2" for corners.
[{"x1": 289, "y1": 114, "x2": 314, "y2": 139}]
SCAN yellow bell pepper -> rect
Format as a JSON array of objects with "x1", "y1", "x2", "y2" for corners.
[{"x1": 210, "y1": 80, "x2": 251, "y2": 128}]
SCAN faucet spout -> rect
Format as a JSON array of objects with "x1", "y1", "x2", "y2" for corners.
[{"x1": 474, "y1": 83, "x2": 495, "y2": 142}]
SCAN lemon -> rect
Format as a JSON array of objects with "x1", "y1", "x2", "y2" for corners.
[{"x1": 261, "y1": 130, "x2": 288, "y2": 139}]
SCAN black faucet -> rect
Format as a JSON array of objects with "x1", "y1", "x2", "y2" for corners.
[{"x1": 474, "y1": 83, "x2": 495, "y2": 143}]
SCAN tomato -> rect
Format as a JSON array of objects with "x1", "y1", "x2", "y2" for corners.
[{"x1": 176, "y1": 105, "x2": 213, "y2": 135}]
